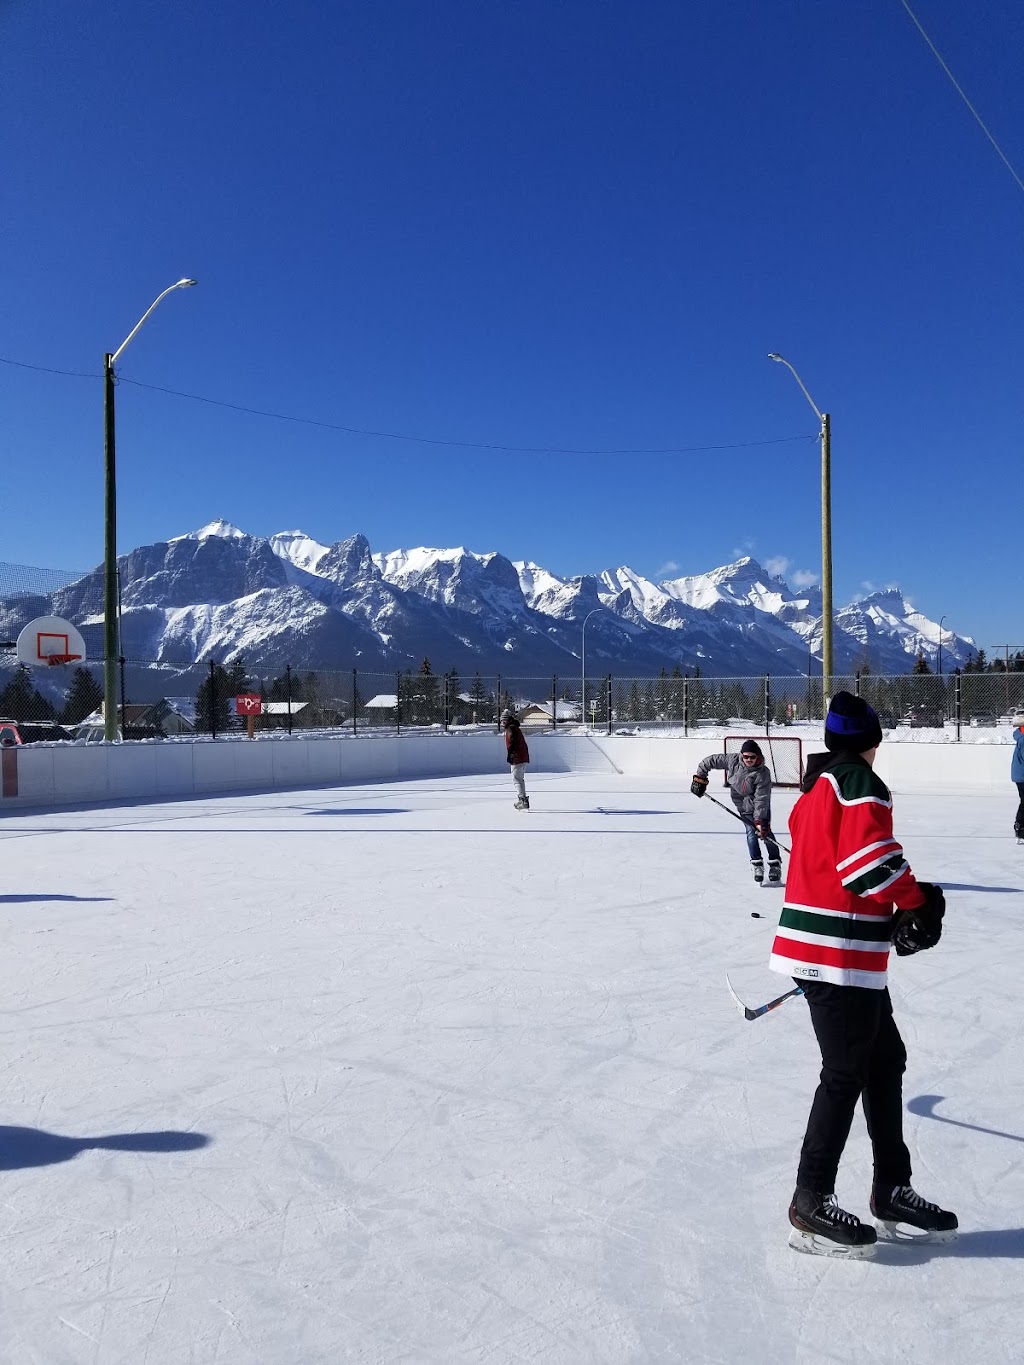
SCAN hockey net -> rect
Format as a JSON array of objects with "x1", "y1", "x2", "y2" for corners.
[{"x1": 724, "y1": 735, "x2": 803, "y2": 788}]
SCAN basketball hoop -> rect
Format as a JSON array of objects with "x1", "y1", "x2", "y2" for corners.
[{"x1": 16, "y1": 616, "x2": 88, "y2": 668}]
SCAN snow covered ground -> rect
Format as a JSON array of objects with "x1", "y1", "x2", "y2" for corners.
[{"x1": 1, "y1": 772, "x2": 1022, "y2": 1363}]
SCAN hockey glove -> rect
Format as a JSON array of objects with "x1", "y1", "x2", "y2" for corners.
[
  {"x1": 892, "y1": 881, "x2": 945, "y2": 956},
  {"x1": 755, "y1": 821, "x2": 772, "y2": 840},
  {"x1": 691, "y1": 775, "x2": 708, "y2": 798}
]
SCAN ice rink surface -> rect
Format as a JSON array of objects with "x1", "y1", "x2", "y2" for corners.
[{"x1": 1, "y1": 771, "x2": 1022, "y2": 1364}]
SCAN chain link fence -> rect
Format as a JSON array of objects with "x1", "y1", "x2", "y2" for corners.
[{"x1": 3, "y1": 654, "x2": 1024, "y2": 743}]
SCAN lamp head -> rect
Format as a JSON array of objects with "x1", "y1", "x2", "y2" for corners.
[
  {"x1": 176, "y1": 278, "x2": 198, "y2": 288},
  {"x1": 767, "y1": 352, "x2": 784, "y2": 362}
]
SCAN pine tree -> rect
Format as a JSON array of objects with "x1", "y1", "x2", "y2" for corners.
[
  {"x1": 0, "y1": 665, "x2": 53, "y2": 722},
  {"x1": 194, "y1": 664, "x2": 233, "y2": 734},
  {"x1": 912, "y1": 651, "x2": 932, "y2": 675},
  {"x1": 59, "y1": 666, "x2": 104, "y2": 724},
  {"x1": 469, "y1": 671, "x2": 488, "y2": 724}
]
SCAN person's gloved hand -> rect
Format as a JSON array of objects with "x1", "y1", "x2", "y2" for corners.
[
  {"x1": 755, "y1": 820, "x2": 772, "y2": 840},
  {"x1": 691, "y1": 775, "x2": 708, "y2": 798},
  {"x1": 892, "y1": 882, "x2": 945, "y2": 956}
]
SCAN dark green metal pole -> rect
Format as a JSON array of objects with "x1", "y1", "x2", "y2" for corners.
[{"x1": 103, "y1": 353, "x2": 118, "y2": 742}]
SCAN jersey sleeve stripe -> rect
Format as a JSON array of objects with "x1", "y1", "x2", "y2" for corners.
[
  {"x1": 844, "y1": 859, "x2": 912, "y2": 897},
  {"x1": 836, "y1": 839, "x2": 901, "y2": 872},
  {"x1": 839, "y1": 849, "x2": 907, "y2": 884}
]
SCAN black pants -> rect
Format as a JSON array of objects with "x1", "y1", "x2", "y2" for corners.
[
  {"x1": 795, "y1": 980, "x2": 911, "y2": 1195},
  {"x1": 1015, "y1": 781, "x2": 1024, "y2": 832}
]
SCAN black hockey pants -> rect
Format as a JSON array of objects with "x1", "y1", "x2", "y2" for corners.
[{"x1": 795, "y1": 980, "x2": 912, "y2": 1195}]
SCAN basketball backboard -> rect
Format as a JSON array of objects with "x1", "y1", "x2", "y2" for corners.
[{"x1": 16, "y1": 615, "x2": 88, "y2": 667}]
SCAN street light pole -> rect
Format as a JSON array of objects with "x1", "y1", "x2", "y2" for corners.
[
  {"x1": 103, "y1": 279, "x2": 197, "y2": 741},
  {"x1": 937, "y1": 615, "x2": 947, "y2": 677},
  {"x1": 768, "y1": 353, "x2": 833, "y2": 699},
  {"x1": 581, "y1": 608, "x2": 600, "y2": 729}
]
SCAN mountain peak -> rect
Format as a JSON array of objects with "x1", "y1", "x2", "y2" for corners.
[{"x1": 173, "y1": 519, "x2": 247, "y2": 543}]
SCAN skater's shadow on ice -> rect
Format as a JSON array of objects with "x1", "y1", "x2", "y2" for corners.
[
  {"x1": 872, "y1": 1228, "x2": 1024, "y2": 1264},
  {"x1": 591, "y1": 808, "x2": 676, "y2": 816},
  {"x1": 939, "y1": 883, "x2": 1022, "y2": 895},
  {"x1": 0, "y1": 1125, "x2": 209, "y2": 1170},
  {"x1": 909, "y1": 1094, "x2": 1024, "y2": 1145},
  {"x1": 0, "y1": 894, "x2": 114, "y2": 904},
  {"x1": 307, "y1": 808, "x2": 411, "y2": 817}
]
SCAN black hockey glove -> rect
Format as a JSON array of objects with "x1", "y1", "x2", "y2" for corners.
[
  {"x1": 892, "y1": 882, "x2": 945, "y2": 956},
  {"x1": 691, "y1": 775, "x2": 708, "y2": 798}
]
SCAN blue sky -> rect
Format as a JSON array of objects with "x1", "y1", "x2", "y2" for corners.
[{"x1": 4, "y1": 0, "x2": 1022, "y2": 648}]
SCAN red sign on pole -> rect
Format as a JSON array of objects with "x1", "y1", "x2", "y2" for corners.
[{"x1": 235, "y1": 694, "x2": 262, "y2": 716}]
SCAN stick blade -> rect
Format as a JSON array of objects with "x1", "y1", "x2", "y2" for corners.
[{"x1": 725, "y1": 974, "x2": 759, "y2": 1021}]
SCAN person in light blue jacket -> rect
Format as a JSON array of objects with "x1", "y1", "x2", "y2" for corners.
[{"x1": 1012, "y1": 713, "x2": 1024, "y2": 840}]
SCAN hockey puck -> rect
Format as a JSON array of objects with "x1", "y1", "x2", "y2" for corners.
[{"x1": 750, "y1": 911, "x2": 763, "y2": 919}]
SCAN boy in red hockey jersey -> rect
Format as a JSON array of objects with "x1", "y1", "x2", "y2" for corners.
[{"x1": 770, "y1": 691, "x2": 957, "y2": 1257}]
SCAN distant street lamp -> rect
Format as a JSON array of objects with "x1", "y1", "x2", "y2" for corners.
[
  {"x1": 103, "y1": 279, "x2": 197, "y2": 741},
  {"x1": 581, "y1": 608, "x2": 601, "y2": 729},
  {"x1": 937, "y1": 615, "x2": 947, "y2": 676},
  {"x1": 768, "y1": 353, "x2": 833, "y2": 698}
]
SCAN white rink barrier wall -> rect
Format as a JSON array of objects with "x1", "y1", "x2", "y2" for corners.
[{"x1": 0, "y1": 729, "x2": 1016, "y2": 810}]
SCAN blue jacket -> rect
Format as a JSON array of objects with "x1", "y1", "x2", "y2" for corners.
[{"x1": 1012, "y1": 727, "x2": 1024, "y2": 784}]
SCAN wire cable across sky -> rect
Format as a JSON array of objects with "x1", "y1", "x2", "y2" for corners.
[{"x1": 0, "y1": 355, "x2": 817, "y2": 458}]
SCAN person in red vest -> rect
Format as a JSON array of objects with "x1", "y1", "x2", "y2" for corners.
[
  {"x1": 501, "y1": 709, "x2": 530, "y2": 810},
  {"x1": 770, "y1": 690, "x2": 956, "y2": 1258}
]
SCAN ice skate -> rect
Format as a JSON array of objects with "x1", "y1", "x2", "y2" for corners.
[
  {"x1": 767, "y1": 859, "x2": 783, "y2": 884},
  {"x1": 870, "y1": 1184, "x2": 958, "y2": 1244},
  {"x1": 788, "y1": 1188, "x2": 877, "y2": 1259},
  {"x1": 514, "y1": 796, "x2": 530, "y2": 810},
  {"x1": 751, "y1": 859, "x2": 764, "y2": 884}
]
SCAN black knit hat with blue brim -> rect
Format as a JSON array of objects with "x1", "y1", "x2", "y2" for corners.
[{"x1": 824, "y1": 691, "x2": 883, "y2": 753}]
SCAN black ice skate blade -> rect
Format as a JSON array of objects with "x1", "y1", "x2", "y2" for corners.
[
  {"x1": 873, "y1": 1219, "x2": 958, "y2": 1245},
  {"x1": 788, "y1": 1228, "x2": 876, "y2": 1259}
]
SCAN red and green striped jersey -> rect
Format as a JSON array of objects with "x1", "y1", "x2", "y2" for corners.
[{"x1": 769, "y1": 754, "x2": 925, "y2": 989}]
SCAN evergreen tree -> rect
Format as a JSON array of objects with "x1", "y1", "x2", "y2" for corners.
[
  {"x1": 59, "y1": 666, "x2": 104, "y2": 724},
  {"x1": 628, "y1": 680, "x2": 642, "y2": 722},
  {"x1": 469, "y1": 671, "x2": 488, "y2": 724},
  {"x1": 194, "y1": 664, "x2": 233, "y2": 734},
  {"x1": 446, "y1": 668, "x2": 463, "y2": 725},
  {"x1": 0, "y1": 665, "x2": 53, "y2": 722},
  {"x1": 912, "y1": 651, "x2": 932, "y2": 675}
]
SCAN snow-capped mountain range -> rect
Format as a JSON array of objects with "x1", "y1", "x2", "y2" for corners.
[{"x1": 5, "y1": 519, "x2": 975, "y2": 679}]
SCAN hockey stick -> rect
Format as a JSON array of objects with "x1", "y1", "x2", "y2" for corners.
[
  {"x1": 726, "y1": 974, "x2": 803, "y2": 1021},
  {"x1": 703, "y1": 792, "x2": 791, "y2": 855}
]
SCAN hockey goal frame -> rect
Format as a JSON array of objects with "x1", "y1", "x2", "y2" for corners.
[{"x1": 724, "y1": 734, "x2": 803, "y2": 789}]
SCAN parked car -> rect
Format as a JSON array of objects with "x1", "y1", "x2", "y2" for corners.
[
  {"x1": 0, "y1": 718, "x2": 22, "y2": 746},
  {"x1": 897, "y1": 708, "x2": 945, "y2": 729}
]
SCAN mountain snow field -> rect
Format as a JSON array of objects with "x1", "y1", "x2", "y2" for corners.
[
  {"x1": 1, "y1": 771, "x2": 1021, "y2": 1363},
  {"x1": 18, "y1": 519, "x2": 976, "y2": 678}
]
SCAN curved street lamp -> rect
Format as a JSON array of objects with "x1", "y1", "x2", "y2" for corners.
[
  {"x1": 104, "y1": 279, "x2": 197, "y2": 741},
  {"x1": 581, "y1": 608, "x2": 601, "y2": 729},
  {"x1": 768, "y1": 353, "x2": 833, "y2": 699}
]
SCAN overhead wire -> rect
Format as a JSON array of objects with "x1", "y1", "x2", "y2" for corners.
[
  {"x1": 898, "y1": 0, "x2": 1024, "y2": 196},
  {"x1": 0, "y1": 355, "x2": 816, "y2": 457}
]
